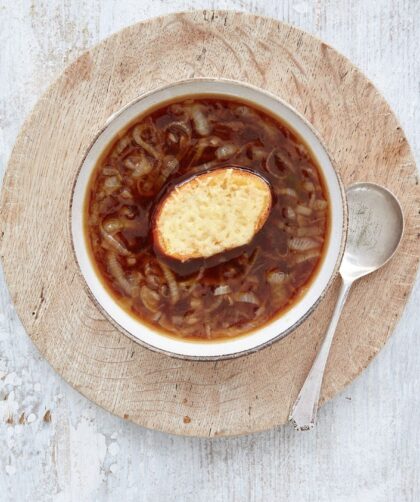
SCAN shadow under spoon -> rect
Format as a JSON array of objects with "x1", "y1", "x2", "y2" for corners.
[{"x1": 289, "y1": 182, "x2": 404, "y2": 431}]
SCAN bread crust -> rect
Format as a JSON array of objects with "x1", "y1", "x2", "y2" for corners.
[{"x1": 153, "y1": 167, "x2": 272, "y2": 262}]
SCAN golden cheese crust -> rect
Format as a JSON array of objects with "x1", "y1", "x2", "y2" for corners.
[{"x1": 153, "y1": 167, "x2": 272, "y2": 261}]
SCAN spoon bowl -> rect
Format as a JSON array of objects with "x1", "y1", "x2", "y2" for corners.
[{"x1": 341, "y1": 183, "x2": 404, "y2": 280}]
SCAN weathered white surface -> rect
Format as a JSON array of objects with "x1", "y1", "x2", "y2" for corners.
[{"x1": 0, "y1": 0, "x2": 419, "y2": 500}]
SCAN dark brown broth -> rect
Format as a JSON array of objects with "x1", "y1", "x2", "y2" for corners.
[{"x1": 85, "y1": 96, "x2": 330, "y2": 341}]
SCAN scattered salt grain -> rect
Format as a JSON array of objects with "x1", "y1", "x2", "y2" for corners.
[
  {"x1": 108, "y1": 442, "x2": 120, "y2": 456},
  {"x1": 27, "y1": 413, "x2": 36, "y2": 423}
]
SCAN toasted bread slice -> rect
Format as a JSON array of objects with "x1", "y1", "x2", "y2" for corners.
[{"x1": 153, "y1": 167, "x2": 272, "y2": 262}]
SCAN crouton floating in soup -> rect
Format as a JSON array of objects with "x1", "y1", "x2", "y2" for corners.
[
  {"x1": 85, "y1": 97, "x2": 330, "y2": 340},
  {"x1": 153, "y1": 167, "x2": 272, "y2": 261}
]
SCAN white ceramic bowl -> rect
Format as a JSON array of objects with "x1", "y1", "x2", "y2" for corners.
[{"x1": 71, "y1": 79, "x2": 347, "y2": 360}]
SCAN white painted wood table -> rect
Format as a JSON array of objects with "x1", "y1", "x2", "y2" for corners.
[{"x1": 0, "y1": 1, "x2": 419, "y2": 501}]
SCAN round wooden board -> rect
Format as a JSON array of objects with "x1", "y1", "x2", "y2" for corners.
[{"x1": 1, "y1": 11, "x2": 419, "y2": 437}]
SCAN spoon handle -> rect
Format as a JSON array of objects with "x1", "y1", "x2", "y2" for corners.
[{"x1": 289, "y1": 276, "x2": 353, "y2": 431}]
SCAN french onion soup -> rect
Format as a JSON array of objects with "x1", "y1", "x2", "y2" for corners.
[{"x1": 85, "y1": 97, "x2": 330, "y2": 341}]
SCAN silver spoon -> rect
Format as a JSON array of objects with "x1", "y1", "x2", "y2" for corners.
[{"x1": 289, "y1": 182, "x2": 404, "y2": 431}]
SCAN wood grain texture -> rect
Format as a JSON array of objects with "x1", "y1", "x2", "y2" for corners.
[
  {"x1": 0, "y1": 1, "x2": 419, "y2": 501},
  {"x1": 0, "y1": 10, "x2": 418, "y2": 439}
]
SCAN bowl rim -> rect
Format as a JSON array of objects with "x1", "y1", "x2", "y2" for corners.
[{"x1": 69, "y1": 77, "x2": 348, "y2": 361}]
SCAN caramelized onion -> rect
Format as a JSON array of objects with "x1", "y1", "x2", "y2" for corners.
[
  {"x1": 214, "y1": 284, "x2": 231, "y2": 296},
  {"x1": 191, "y1": 104, "x2": 211, "y2": 136},
  {"x1": 250, "y1": 146, "x2": 267, "y2": 160},
  {"x1": 102, "y1": 167, "x2": 119, "y2": 176},
  {"x1": 276, "y1": 187, "x2": 298, "y2": 198},
  {"x1": 208, "y1": 297, "x2": 224, "y2": 311},
  {"x1": 103, "y1": 218, "x2": 123, "y2": 234},
  {"x1": 165, "y1": 121, "x2": 192, "y2": 157},
  {"x1": 111, "y1": 136, "x2": 131, "y2": 158},
  {"x1": 161, "y1": 155, "x2": 179, "y2": 179},
  {"x1": 313, "y1": 199, "x2": 328, "y2": 210},
  {"x1": 107, "y1": 253, "x2": 131, "y2": 295},
  {"x1": 159, "y1": 262, "x2": 180, "y2": 304},
  {"x1": 101, "y1": 227, "x2": 130, "y2": 256},
  {"x1": 165, "y1": 120, "x2": 191, "y2": 137},
  {"x1": 140, "y1": 285, "x2": 160, "y2": 312},
  {"x1": 303, "y1": 181, "x2": 315, "y2": 192},
  {"x1": 289, "y1": 237, "x2": 320, "y2": 252},
  {"x1": 294, "y1": 250, "x2": 321, "y2": 264},
  {"x1": 215, "y1": 144, "x2": 237, "y2": 160},
  {"x1": 267, "y1": 271, "x2": 286, "y2": 284},
  {"x1": 266, "y1": 149, "x2": 294, "y2": 179},
  {"x1": 188, "y1": 136, "x2": 222, "y2": 166},
  {"x1": 235, "y1": 105, "x2": 255, "y2": 117},
  {"x1": 296, "y1": 226, "x2": 323, "y2": 237},
  {"x1": 124, "y1": 154, "x2": 153, "y2": 178},
  {"x1": 103, "y1": 176, "x2": 121, "y2": 191},
  {"x1": 233, "y1": 292, "x2": 259, "y2": 304},
  {"x1": 284, "y1": 207, "x2": 296, "y2": 220},
  {"x1": 296, "y1": 204, "x2": 312, "y2": 216},
  {"x1": 136, "y1": 176, "x2": 156, "y2": 197},
  {"x1": 120, "y1": 188, "x2": 133, "y2": 199},
  {"x1": 132, "y1": 123, "x2": 161, "y2": 158}
]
